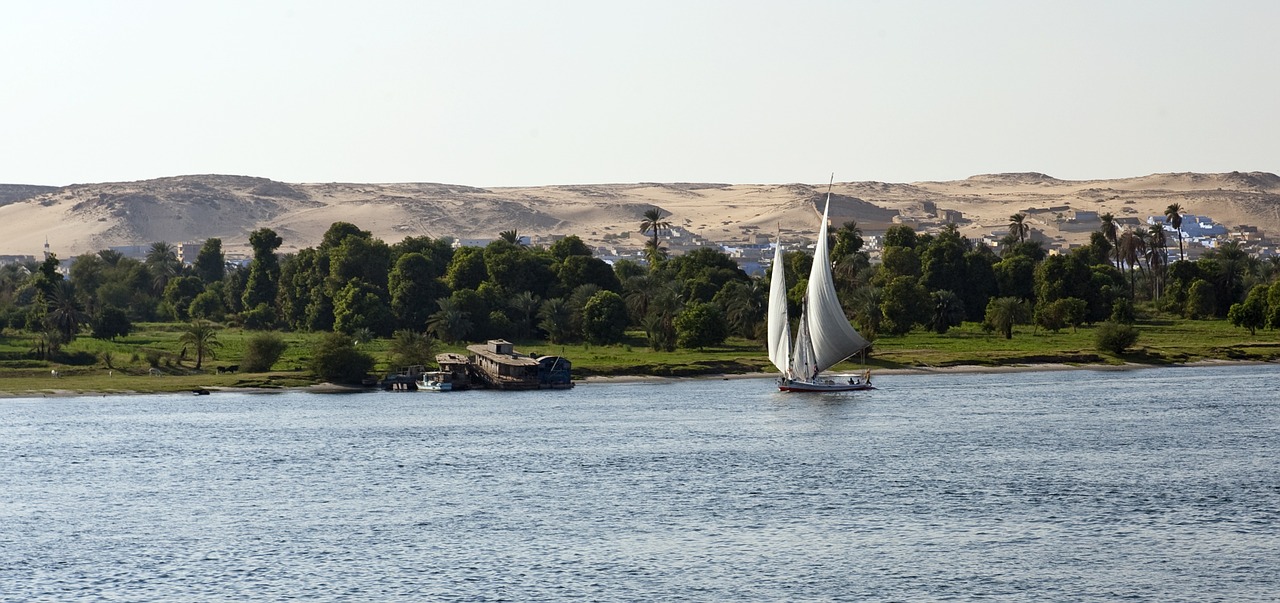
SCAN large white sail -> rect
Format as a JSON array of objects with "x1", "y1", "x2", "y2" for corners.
[
  {"x1": 766, "y1": 240, "x2": 792, "y2": 374},
  {"x1": 803, "y1": 197, "x2": 869, "y2": 371}
]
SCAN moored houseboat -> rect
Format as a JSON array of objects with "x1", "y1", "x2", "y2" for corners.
[
  {"x1": 435, "y1": 352, "x2": 473, "y2": 390},
  {"x1": 466, "y1": 340, "x2": 574, "y2": 390}
]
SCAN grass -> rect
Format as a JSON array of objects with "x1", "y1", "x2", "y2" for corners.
[{"x1": 2, "y1": 316, "x2": 1277, "y2": 396}]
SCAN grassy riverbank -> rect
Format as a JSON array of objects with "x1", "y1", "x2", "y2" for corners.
[{"x1": 2, "y1": 317, "x2": 1277, "y2": 397}]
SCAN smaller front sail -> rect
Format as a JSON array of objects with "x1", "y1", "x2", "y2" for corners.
[
  {"x1": 766, "y1": 240, "x2": 792, "y2": 374},
  {"x1": 790, "y1": 303, "x2": 818, "y2": 380}
]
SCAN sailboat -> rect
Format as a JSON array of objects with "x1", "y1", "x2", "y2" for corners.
[{"x1": 768, "y1": 183, "x2": 874, "y2": 392}]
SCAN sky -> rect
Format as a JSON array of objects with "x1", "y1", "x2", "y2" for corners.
[{"x1": 2, "y1": 0, "x2": 1277, "y2": 187}]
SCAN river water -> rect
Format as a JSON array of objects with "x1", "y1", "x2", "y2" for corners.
[{"x1": 2, "y1": 364, "x2": 1277, "y2": 601}]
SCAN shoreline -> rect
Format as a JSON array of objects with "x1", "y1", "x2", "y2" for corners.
[
  {"x1": 573, "y1": 358, "x2": 1271, "y2": 384},
  {"x1": 2, "y1": 359, "x2": 1272, "y2": 399}
]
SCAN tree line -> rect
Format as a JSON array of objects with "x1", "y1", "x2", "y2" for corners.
[{"x1": 4, "y1": 205, "x2": 1279, "y2": 367}]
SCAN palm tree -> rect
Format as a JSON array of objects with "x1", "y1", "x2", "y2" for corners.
[
  {"x1": 984, "y1": 297, "x2": 1028, "y2": 340},
  {"x1": 847, "y1": 285, "x2": 883, "y2": 340},
  {"x1": 45, "y1": 281, "x2": 91, "y2": 344},
  {"x1": 1009, "y1": 213, "x2": 1029, "y2": 244},
  {"x1": 508, "y1": 291, "x2": 542, "y2": 339},
  {"x1": 1164, "y1": 203, "x2": 1185, "y2": 261},
  {"x1": 930, "y1": 290, "x2": 965, "y2": 334},
  {"x1": 387, "y1": 329, "x2": 435, "y2": 368},
  {"x1": 426, "y1": 297, "x2": 472, "y2": 344},
  {"x1": 97, "y1": 249, "x2": 124, "y2": 266},
  {"x1": 1099, "y1": 213, "x2": 1119, "y2": 269},
  {"x1": 178, "y1": 319, "x2": 222, "y2": 370},
  {"x1": 719, "y1": 280, "x2": 767, "y2": 339},
  {"x1": 1146, "y1": 224, "x2": 1167, "y2": 301},
  {"x1": 499, "y1": 229, "x2": 523, "y2": 246},
  {"x1": 1118, "y1": 229, "x2": 1147, "y2": 298},
  {"x1": 643, "y1": 240, "x2": 668, "y2": 268},
  {"x1": 146, "y1": 242, "x2": 181, "y2": 295},
  {"x1": 537, "y1": 298, "x2": 574, "y2": 344},
  {"x1": 639, "y1": 208, "x2": 671, "y2": 251}
]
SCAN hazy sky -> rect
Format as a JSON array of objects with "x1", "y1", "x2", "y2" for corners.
[{"x1": 3, "y1": 1, "x2": 1277, "y2": 187}]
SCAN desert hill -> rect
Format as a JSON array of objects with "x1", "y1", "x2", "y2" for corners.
[{"x1": 0, "y1": 172, "x2": 1277, "y2": 258}]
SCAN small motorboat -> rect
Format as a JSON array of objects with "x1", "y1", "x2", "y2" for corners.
[{"x1": 417, "y1": 371, "x2": 453, "y2": 392}]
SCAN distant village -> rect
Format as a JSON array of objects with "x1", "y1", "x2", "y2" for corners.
[{"x1": 3, "y1": 204, "x2": 1274, "y2": 277}]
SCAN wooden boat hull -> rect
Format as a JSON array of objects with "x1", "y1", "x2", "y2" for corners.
[{"x1": 777, "y1": 377, "x2": 874, "y2": 393}]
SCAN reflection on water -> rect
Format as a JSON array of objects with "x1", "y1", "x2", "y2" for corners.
[{"x1": 2, "y1": 364, "x2": 1277, "y2": 601}]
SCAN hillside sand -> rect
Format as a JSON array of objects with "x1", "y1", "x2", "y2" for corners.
[{"x1": 1, "y1": 172, "x2": 1277, "y2": 257}]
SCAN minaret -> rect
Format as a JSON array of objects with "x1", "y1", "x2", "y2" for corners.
[{"x1": 43, "y1": 237, "x2": 51, "y2": 260}]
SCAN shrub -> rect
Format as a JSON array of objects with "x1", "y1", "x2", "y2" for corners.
[
  {"x1": 242, "y1": 332, "x2": 288, "y2": 373},
  {"x1": 1109, "y1": 297, "x2": 1135, "y2": 324},
  {"x1": 144, "y1": 349, "x2": 164, "y2": 367},
  {"x1": 1095, "y1": 320, "x2": 1140, "y2": 355},
  {"x1": 675, "y1": 301, "x2": 729, "y2": 349},
  {"x1": 309, "y1": 332, "x2": 375, "y2": 385}
]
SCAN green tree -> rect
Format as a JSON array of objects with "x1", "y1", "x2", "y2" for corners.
[
  {"x1": 883, "y1": 225, "x2": 919, "y2": 249},
  {"x1": 91, "y1": 306, "x2": 132, "y2": 340},
  {"x1": 242, "y1": 228, "x2": 283, "y2": 313},
  {"x1": 920, "y1": 224, "x2": 968, "y2": 295},
  {"x1": 161, "y1": 275, "x2": 205, "y2": 322},
  {"x1": 440, "y1": 245, "x2": 483, "y2": 293},
  {"x1": 984, "y1": 296, "x2": 1030, "y2": 339},
  {"x1": 555, "y1": 254, "x2": 621, "y2": 295},
  {"x1": 178, "y1": 319, "x2": 222, "y2": 370},
  {"x1": 580, "y1": 290, "x2": 629, "y2": 345},
  {"x1": 188, "y1": 289, "x2": 227, "y2": 321},
  {"x1": 389, "y1": 252, "x2": 445, "y2": 330},
  {"x1": 241, "y1": 332, "x2": 288, "y2": 372},
  {"x1": 879, "y1": 276, "x2": 929, "y2": 336},
  {"x1": 960, "y1": 248, "x2": 999, "y2": 322},
  {"x1": 831, "y1": 220, "x2": 864, "y2": 258},
  {"x1": 1268, "y1": 280, "x2": 1280, "y2": 329},
  {"x1": 1227, "y1": 285, "x2": 1268, "y2": 335},
  {"x1": 876, "y1": 246, "x2": 922, "y2": 285},
  {"x1": 309, "y1": 332, "x2": 375, "y2": 385},
  {"x1": 1185, "y1": 278, "x2": 1216, "y2": 319},
  {"x1": 674, "y1": 301, "x2": 729, "y2": 349},
  {"x1": 333, "y1": 279, "x2": 393, "y2": 336},
  {"x1": 993, "y1": 255, "x2": 1036, "y2": 301},
  {"x1": 193, "y1": 238, "x2": 226, "y2": 284},
  {"x1": 548, "y1": 234, "x2": 593, "y2": 260}
]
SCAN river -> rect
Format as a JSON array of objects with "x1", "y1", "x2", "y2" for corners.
[{"x1": 2, "y1": 364, "x2": 1277, "y2": 601}]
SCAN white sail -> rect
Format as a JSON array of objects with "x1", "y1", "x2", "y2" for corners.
[
  {"x1": 789, "y1": 303, "x2": 817, "y2": 379},
  {"x1": 766, "y1": 241, "x2": 792, "y2": 374},
  {"x1": 803, "y1": 196, "x2": 869, "y2": 372}
]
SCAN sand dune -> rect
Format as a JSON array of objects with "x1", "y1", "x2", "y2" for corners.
[{"x1": 0, "y1": 172, "x2": 1276, "y2": 258}]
